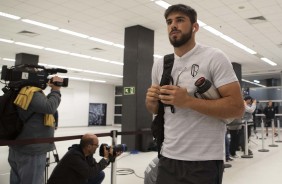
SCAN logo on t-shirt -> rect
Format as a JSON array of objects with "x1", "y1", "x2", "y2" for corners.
[{"x1": 191, "y1": 64, "x2": 199, "y2": 77}]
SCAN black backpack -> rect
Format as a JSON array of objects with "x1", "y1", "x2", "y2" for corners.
[
  {"x1": 0, "y1": 87, "x2": 23, "y2": 140},
  {"x1": 0, "y1": 86, "x2": 36, "y2": 140}
]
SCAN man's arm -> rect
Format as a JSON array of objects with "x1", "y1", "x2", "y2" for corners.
[
  {"x1": 66, "y1": 154, "x2": 108, "y2": 179},
  {"x1": 159, "y1": 81, "x2": 244, "y2": 119},
  {"x1": 245, "y1": 103, "x2": 256, "y2": 114}
]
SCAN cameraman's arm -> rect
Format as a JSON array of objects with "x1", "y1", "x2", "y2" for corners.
[
  {"x1": 27, "y1": 77, "x2": 63, "y2": 114},
  {"x1": 28, "y1": 90, "x2": 61, "y2": 114},
  {"x1": 48, "y1": 76, "x2": 63, "y2": 92},
  {"x1": 245, "y1": 100, "x2": 256, "y2": 114}
]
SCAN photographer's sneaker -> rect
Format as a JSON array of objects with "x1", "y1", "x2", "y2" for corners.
[{"x1": 230, "y1": 154, "x2": 239, "y2": 158}]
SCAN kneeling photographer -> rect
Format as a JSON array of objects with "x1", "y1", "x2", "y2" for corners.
[{"x1": 47, "y1": 133, "x2": 124, "y2": 184}]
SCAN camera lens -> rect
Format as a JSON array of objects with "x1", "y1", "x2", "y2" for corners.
[
  {"x1": 113, "y1": 144, "x2": 127, "y2": 154},
  {"x1": 99, "y1": 143, "x2": 127, "y2": 157}
]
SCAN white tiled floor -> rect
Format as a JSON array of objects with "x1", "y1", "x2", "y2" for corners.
[{"x1": 1, "y1": 126, "x2": 282, "y2": 184}]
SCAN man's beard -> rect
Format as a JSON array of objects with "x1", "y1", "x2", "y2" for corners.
[{"x1": 169, "y1": 28, "x2": 192, "y2": 47}]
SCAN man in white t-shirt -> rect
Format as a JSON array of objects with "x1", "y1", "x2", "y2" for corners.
[{"x1": 145, "y1": 4, "x2": 244, "y2": 184}]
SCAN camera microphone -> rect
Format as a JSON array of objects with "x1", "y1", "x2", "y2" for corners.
[{"x1": 45, "y1": 68, "x2": 68, "y2": 74}]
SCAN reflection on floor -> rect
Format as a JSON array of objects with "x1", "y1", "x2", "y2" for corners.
[{"x1": 1, "y1": 126, "x2": 282, "y2": 184}]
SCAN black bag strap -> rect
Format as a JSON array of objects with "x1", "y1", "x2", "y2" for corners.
[
  {"x1": 158, "y1": 54, "x2": 175, "y2": 114},
  {"x1": 160, "y1": 54, "x2": 174, "y2": 86},
  {"x1": 154, "y1": 54, "x2": 174, "y2": 158}
]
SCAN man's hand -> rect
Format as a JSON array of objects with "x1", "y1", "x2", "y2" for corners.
[
  {"x1": 103, "y1": 145, "x2": 122, "y2": 163},
  {"x1": 48, "y1": 76, "x2": 63, "y2": 91},
  {"x1": 159, "y1": 85, "x2": 189, "y2": 108},
  {"x1": 146, "y1": 85, "x2": 161, "y2": 103},
  {"x1": 146, "y1": 85, "x2": 161, "y2": 114}
]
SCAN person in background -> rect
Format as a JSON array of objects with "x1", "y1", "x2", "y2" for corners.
[
  {"x1": 225, "y1": 131, "x2": 233, "y2": 162},
  {"x1": 227, "y1": 119, "x2": 242, "y2": 158},
  {"x1": 8, "y1": 73, "x2": 63, "y2": 184},
  {"x1": 241, "y1": 96, "x2": 256, "y2": 156},
  {"x1": 47, "y1": 133, "x2": 122, "y2": 184},
  {"x1": 264, "y1": 100, "x2": 277, "y2": 137},
  {"x1": 145, "y1": 4, "x2": 244, "y2": 184}
]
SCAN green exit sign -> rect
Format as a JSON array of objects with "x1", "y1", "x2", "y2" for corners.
[{"x1": 124, "y1": 87, "x2": 135, "y2": 95}]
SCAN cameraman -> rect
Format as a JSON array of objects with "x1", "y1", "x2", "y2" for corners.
[
  {"x1": 47, "y1": 133, "x2": 121, "y2": 184},
  {"x1": 8, "y1": 75, "x2": 63, "y2": 184}
]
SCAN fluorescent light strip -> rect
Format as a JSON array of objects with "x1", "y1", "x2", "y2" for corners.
[
  {"x1": 232, "y1": 41, "x2": 256, "y2": 54},
  {"x1": 69, "y1": 53, "x2": 91, "y2": 59},
  {"x1": 261, "y1": 57, "x2": 277, "y2": 66},
  {"x1": 91, "y1": 57, "x2": 110, "y2": 63},
  {"x1": 242, "y1": 79, "x2": 266, "y2": 87},
  {"x1": 15, "y1": 42, "x2": 44, "y2": 49},
  {"x1": 21, "y1": 19, "x2": 59, "y2": 30},
  {"x1": 154, "y1": 0, "x2": 170, "y2": 9},
  {"x1": 89, "y1": 37, "x2": 113, "y2": 45},
  {"x1": 203, "y1": 26, "x2": 223, "y2": 36},
  {"x1": 58, "y1": 29, "x2": 89, "y2": 38},
  {"x1": 0, "y1": 12, "x2": 20, "y2": 20},
  {"x1": 0, "y1": 38, "x2": 14, "y2": 43},
  {"x1": 3, "y1": 58, "x2": 15, "y2": 62},
  {"x1": 109, "y1": 61, "x2": 123, "y2": 65},
  {"x1": 113, "y1": 44, "x2": 124, "y2": 48},
  {"x1": 66, "y1": 67, "x2": 83, "y2": 72},
  {"x1": 153, "y1": 54, "x2": 162, "y2": 59},
  {"x1": 44, "y1": 48, "x2": 70, "y2": 54},
  {"x1": 197, "y1": 20, "x2": 207, "y2": 27},
  {"x1": 83, "y1": 70, "x2": 123, "y2": 78}
]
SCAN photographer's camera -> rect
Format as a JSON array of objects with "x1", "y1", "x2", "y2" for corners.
[{"x1": 99, "y1": 143, "x2": 127, "y2": 157}]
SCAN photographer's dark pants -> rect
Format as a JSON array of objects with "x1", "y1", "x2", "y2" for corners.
[
  {"x1": 85, "y1": 171, "x2": 105, "y2": 184},
  {"x1": 156, "y1": 156, "x2": 224, "y2": 184}
]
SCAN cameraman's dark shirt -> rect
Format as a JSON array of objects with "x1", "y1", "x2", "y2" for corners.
[{"x1": 47, "y1": 144, "x2": 109, "y2": 184}]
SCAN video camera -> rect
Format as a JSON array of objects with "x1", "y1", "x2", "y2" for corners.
[
  {"x1": 99, "y1": 143, "x2": 127, "y2": 157},
  {"x1": 1, "y1": 64, "x2": 69, "y2": 90}
]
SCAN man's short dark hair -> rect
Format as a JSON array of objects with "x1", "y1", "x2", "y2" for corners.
[
  {"x1": 164, "y1": 4, "x2": 197, "y2": 24},
  {"x1": 244, "y1": 96, "x2": 252, "y2": 101}
]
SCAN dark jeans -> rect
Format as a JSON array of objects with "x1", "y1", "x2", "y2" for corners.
[
  {"x1": 239, "y1": 124, "x2": 252, "y2": 151},
  {"x1": 156, "y1": 156, "x2": 224, "y2": 184},
  {"x1": 229, "y1": 129, "x2": 240, "y2": 155},
  {"x1": 85, "y1": 171, "x2": 105, "y2": 184}
]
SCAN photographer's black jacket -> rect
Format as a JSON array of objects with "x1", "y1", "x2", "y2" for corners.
[
  {"x1": 47, "y1": 144, "x2": 109, "y2": 184},
  {"x1": 264, "y1": 106, "x2": 276, "y2": 120}
]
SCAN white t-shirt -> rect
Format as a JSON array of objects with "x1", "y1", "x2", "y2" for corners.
[{"x1": 151, "y1": 43, "x2": 238, "y2": 161}]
